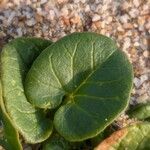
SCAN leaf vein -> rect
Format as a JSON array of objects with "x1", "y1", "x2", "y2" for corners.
[
  {"x1": 73, "y1": 50, "x2": 117, "y2": 94},
  {"x1": 75, "y1": 95, "x2": 119, "y2": 101},
  {"x1": 91, "y1": 42, "x2": 95, "y2": 70},
  {"x1": 63, "y1": 44, "x2": 72, "y2": 57},
  {"x1": 49, "y1": 55, "x2": 65, "y2": 90},
  {"x1": 71, "y1": 42, "x2": 80, "y2": 87}
]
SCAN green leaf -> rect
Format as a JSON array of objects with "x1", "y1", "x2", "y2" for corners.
[
  {"x1": 25, "y1": 32, "x2": 133, "y2": 141},
  {"x1": 95, "y1": 122, "x2": 150, "y2": 150},
  {"x1": 0, "y1": 80, "x2": 22, "y2": 150},
  {"x1": 42, "y1": 134, "x2": 71, "y2": 150},
  {"x1": 0, "y1": 37, "x2": 53, "y2": 143},
  {"x1": 127, "y1": 102, "x2": 150, "y2": 121}
]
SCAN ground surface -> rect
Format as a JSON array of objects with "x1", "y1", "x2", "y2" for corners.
[{"x1": 0, "y1": 0, "x2": 150, "y2": 149}]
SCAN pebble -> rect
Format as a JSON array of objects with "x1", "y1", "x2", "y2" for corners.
[
  {"x1": 143, "y1": 51, "x2": 149, "y2": 58},
  {"x1": 123, "y1": 37, "x2": 131, "y2": 49},
  {"x1": 26, "y1": 18, "x2": 36, "y2": 26},
  {"x1": 119, "y1": 14, "x2": 130, "y2": 24},
  {"x1": 48, "y1": 10, "x2": 55, "y2": 20},
  {"x1": 57, "y1": 0, "x2": 68, "y2": 4},
  {"x1": 92, "y1": 14, "x2": 101, "y2": 22},
  {"x1": 80, "y1": 0, "x2": 86, "y2": 3},
  {"x1": 61, "y1": 7, "x2": 69, "y2": 16},
  {"x1": 85, "y1": 5, "x2": 90, "y2": 12},
  {"x1": 7, "y1": 11, "x2": 16, "y2": 24},
  {"x1": 16, "y1": 28, "x2": 23, "y2": 37},
  {"x1": 123, "y1": 23, "x2": 133, "y2": 29},
  {"x1": 129, "y1": 8, "x2": 139, "y2": 18},
  {"x1": 70, "y1": 14, "x2": 81, "y2": 24},
  {"x1": 133, "y1": 0, "x2": 140, "y2": 8},
  {"x1": 106, "y1": 16, "x2": 113, "y2": 24},
  {"x1": 134, "y1": 42, "x2": 140, "y2": 47},
  {"x1": 40, "y1": 0, "x2": 48, "y2": 5},
  {"x1": 134, "y1": 77, "x2": 142, "y2": 88},
  {"x1": 140, "y1": 74, "x2": 148, "y2": 84},
  {"x1": 117, "y1": 26, "x2": 124, "y2": 32}
]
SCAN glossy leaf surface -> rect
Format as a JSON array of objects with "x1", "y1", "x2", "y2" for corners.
[
  {"x1": 0, "y1": 37, "x2": 53, "y2": 143},
  {"x1": 25, "y1": 33, "x2": 133, "y2": 141}
]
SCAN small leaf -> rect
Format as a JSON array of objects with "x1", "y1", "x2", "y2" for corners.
[
  {"x1": 0, "y1": 80, "x2": 22, "y2": 150},
  {"x1": 95, "y1": 122, "x2": 150, "y2": 150},
  {"x1": 25, "y1": 32, "x2": 133, "y2": 141},
  {"x1": 0, "y1": 38, "x2": 53, "y2": 143},
  {"x1": 42, "y1": 134, "x2": 71, "y2": 150},
  {"x1": 128, "y1": 102, "x2": 150, "y2": 121}
]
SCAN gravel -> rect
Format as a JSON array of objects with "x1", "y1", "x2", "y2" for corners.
[{"x1": 0, "y1": 0, "x2": 150, "y2": 148}]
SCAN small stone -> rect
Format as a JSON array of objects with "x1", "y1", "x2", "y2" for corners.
[
  {"x1": 26, "y1": 0, "x2": 32, "y2": 5},
  {"x1": 100, "y1": 29, "x2": 106, "y2": 35},
  {"x1": 140, "y1": 74, "x2": 148, "y2": 84},
  {"x1": 141, "y1": 4, "x2": 149, "y2": 15},
  {"x1": 123, "y1": 37, "x2": 131, "y2": 49},
  {"x1": 61, "y1": 17, "x2": 70, "y2": 26},
  {"x1": 85, "y1": 5, "x2": 90, "y2": 12},
  {"x1": 101, "y1": 21, "x2": 105, "y2": 28},
  {"x1": 106, "y1": 16, "x2": 113, "y2": 24},
  {"x1": 138, "y1": 26, "x2": 145, "y2": 31},
  {"x1": 92, "y1": 14, "x2": 101, "y2": 22},
  {"x1": 101, "y1": 5, "x2": 108, "y2": 13},
  {"x1": 40, "y1": 0, "x2": 47, "y2": 4},
  {"x1": 61, "y1": 7, "x2": 69, "y2": 16},
  {"x1": 133, "y1": 0, "x2": 140, "y2": 7},
  {"x1": 37, "y1": 7, "x2": 42, "y2": 15},
  {"x1": 49, "y1": 10, "x2": 55, "y2": 20},
  {"x1": 80, "y1": 0, "x2": 86, "y2": 3},
  {"x1": 134, "y1": 42, "x2": 140, "y2": 47},
  {"x1": 57, "y1": 0, "x2": 68, "y2": 4},
  {"x1": 70, "y1": 15, "x2": 81, "y2": 25},
  {"x1": 125, "y1": 30, "x2": 132, "y2": 36},
  {"x1": 35, "y1": 14, "x2": 43, "y2": 22},
  {"x1": 74, "y1": 0, "x2": 80, "y2": 3},
  {"x1": 134, "y1": 77, "x2": 141, "y2": 88},
  {"x1": 122, "y1": 1, "x2": 132, "y2": 10},
  {"x1": 138, "y1": 16, "x2": 146, "y2": 26},
  {"x1": 0, "y1": 0, "x2": 8, "y2": 9},
  {"x1": 143, "y1": 51, "x2": 149, "y2": 58},
  {"x1": 119, "y1": 14, "x2": 130, "y2": 23},
  {"x1": 145, "y1": 20, "x2": 150, "y2": 30},
  {"x1": 117, "y1": 26, "x2": 124, "y2": 32},
  {"x1": 26, "y1": 18, "x2": 36, "y2": 26},
  {"x1": 129, "y1": 8, "x2": 139, "y2": 18},
  {"x1": 123, "y1": 23, "x2": 133, "y2": 29},
  {"x1": 16, "y1": 28, "x2": 23, "y2": 37},
  {"x1": 92, "y1": 21, "x2": 101, "y2": 29},
  {"x1": 8, "y1": 11, "x2": 16, "y2": 24},
  {"x1": 133, "y1": 23, "x2": 138, "y2": 28}
]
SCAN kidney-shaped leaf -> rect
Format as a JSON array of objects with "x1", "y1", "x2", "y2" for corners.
[
  {"x1": 95, "y1": 122, "x2": 150, "y2": 150},
  {"x1": 0, "y1": 37, "x2": 53, "y2": 143},
  {"x1": 25, "y1": 32, "x2": 133, "y2": 141}
]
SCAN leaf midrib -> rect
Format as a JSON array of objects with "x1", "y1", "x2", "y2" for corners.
[{"x1": 72, "y1": 49, "x2": 117, "y2": 95}]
